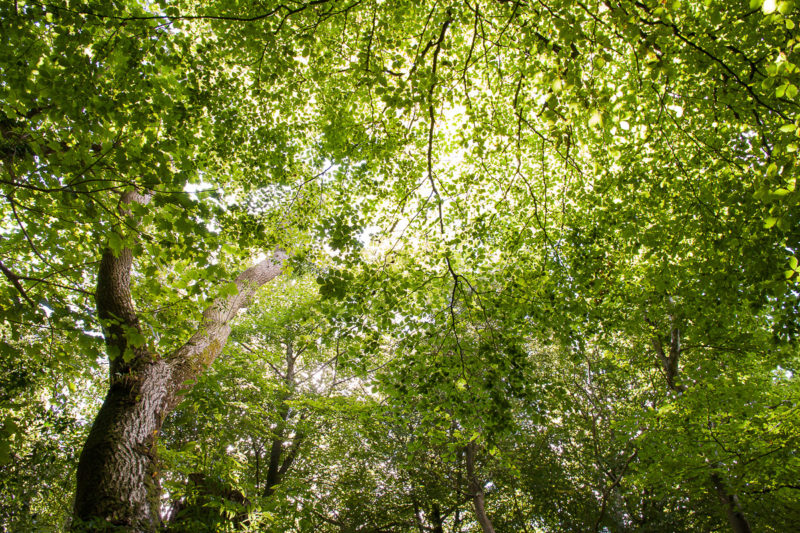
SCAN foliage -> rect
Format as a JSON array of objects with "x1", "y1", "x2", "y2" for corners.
[{"x1": 2, "y1": 0, "x2": 800, "y2": 531}]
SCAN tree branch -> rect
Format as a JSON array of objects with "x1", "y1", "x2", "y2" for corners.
[
  {"x1": 465, "y1": 440, "x2": 496, "y2": 533},
  {"x1": 95, "y1": 190, "x2": 152, "y2": 374},
  {"x1": 168, "y1": 251, "x2": 288, "y2": 407},
  {"x1": 0, "y1": 257, "x2": 35, "y2": 306}
]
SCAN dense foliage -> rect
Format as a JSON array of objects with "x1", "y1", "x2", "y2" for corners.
[{"x1": 1, "y1": 0, "x2": 799, "y2": 531}]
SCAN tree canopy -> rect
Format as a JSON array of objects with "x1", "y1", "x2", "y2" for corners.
[{"x1": 1, "y1": 0, "x2": 799, "y2": 531}]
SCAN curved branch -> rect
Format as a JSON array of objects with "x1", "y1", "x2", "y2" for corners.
[
  {"x1": 168, "y1": 251, "x2": 288, "y2": 407},
  {"x1": 0, "y1": 257, "x2": 35, "y2": 305}
]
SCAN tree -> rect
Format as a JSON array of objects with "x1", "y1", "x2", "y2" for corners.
[
  {"x1": 73, "y1": 226, "x2": 286, "y2": 529},
  {"x1": 2, "y1": 2, "x2": 301, "y2": 528},
  {"x1": 0, "y1": 327, "x2": 101, "y2": 531}
]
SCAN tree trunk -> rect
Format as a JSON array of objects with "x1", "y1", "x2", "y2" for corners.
[
  {"x1": 465, "y1": 441, "x2": 495, "y2": 533},
  {"x1": 711, "y1": 473, "x2": 752, "y2": 533},
  {"x1": 264, "y1": 342, "x2": 302, "y2": 497},
  {"x1": 264, "y1": 429, "x2": 285, "y2": 496},
  {"x1": 72, "y1": 193, "x2": 286, "y2": 531},
  {"x1": 73, "y1": 359, "x2": 171, "y2": 531},
  {"x1": 431, "y1": 502, "x2": 444, "y2": 533},
  {"x1": 650, "y1": 315, "x2": 752, "y2": 533}
]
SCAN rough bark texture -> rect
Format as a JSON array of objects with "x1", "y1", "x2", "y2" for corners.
[
  {"x1": 73, "y1": 358, "x2": 170, "y2": 531},
  {"x1": 465, "y1": 441, "x2": 496, "y2": 533},
  {"x1": 73, "y1": 191, "x2": 287, "y2": 531},
  {"x1": 168, "y1": 253, "x2": 289, "y2": 410}
]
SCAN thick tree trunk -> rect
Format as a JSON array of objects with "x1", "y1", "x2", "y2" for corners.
[
  {"x1": 72, "y1": 193, "x2": 286, "y2": 531},
  {"x1": 73, "y1": 360, "x2": 171, "y2": 531}
]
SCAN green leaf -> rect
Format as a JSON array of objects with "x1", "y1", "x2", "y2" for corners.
[
  {"x1": 128, "y1": 330, "x2": 147, "y2": 348},
  {"x1": 0, "y1": 439, "x2": 10, "y2": 465},
  {"x1": 220, "y1": 281, "x2": 240, "y2": 298},
  {"x1": 767, "y1": 163, "x2": 778, "y2": 177},
  {"x1": 108, "y1": 233, "x2": 124, "y2": 256}
]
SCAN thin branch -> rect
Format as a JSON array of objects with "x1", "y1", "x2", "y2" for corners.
[
  {"x1": 0, "y1": 258, "x2": 35, "y2": 305},
  {"x1": 33, "y1": 0, "x2": 334, "y2": 23}
]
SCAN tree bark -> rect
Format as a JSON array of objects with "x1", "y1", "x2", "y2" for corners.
[
  {"x1": 263, "y1": 342, "x2": 304, "y2": 497},
  {"x1": 72, "y1": 357, "x2": 172, "y2": 531},
  {"x1": 431, "y1": 502, "x2": 444, "y2": 533},
  {"x1": 711, "y1": 473, "x2": 752, "y2": 533},
  {"x1": 465, "y1": 441, "x2": 496, "y2": 533},
  {"x1": 650, "y1": 326, "x2": 685, "y2": 393},
  {"x1": 72, "y1": 192, "x2": 286, "y2": 531}
]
